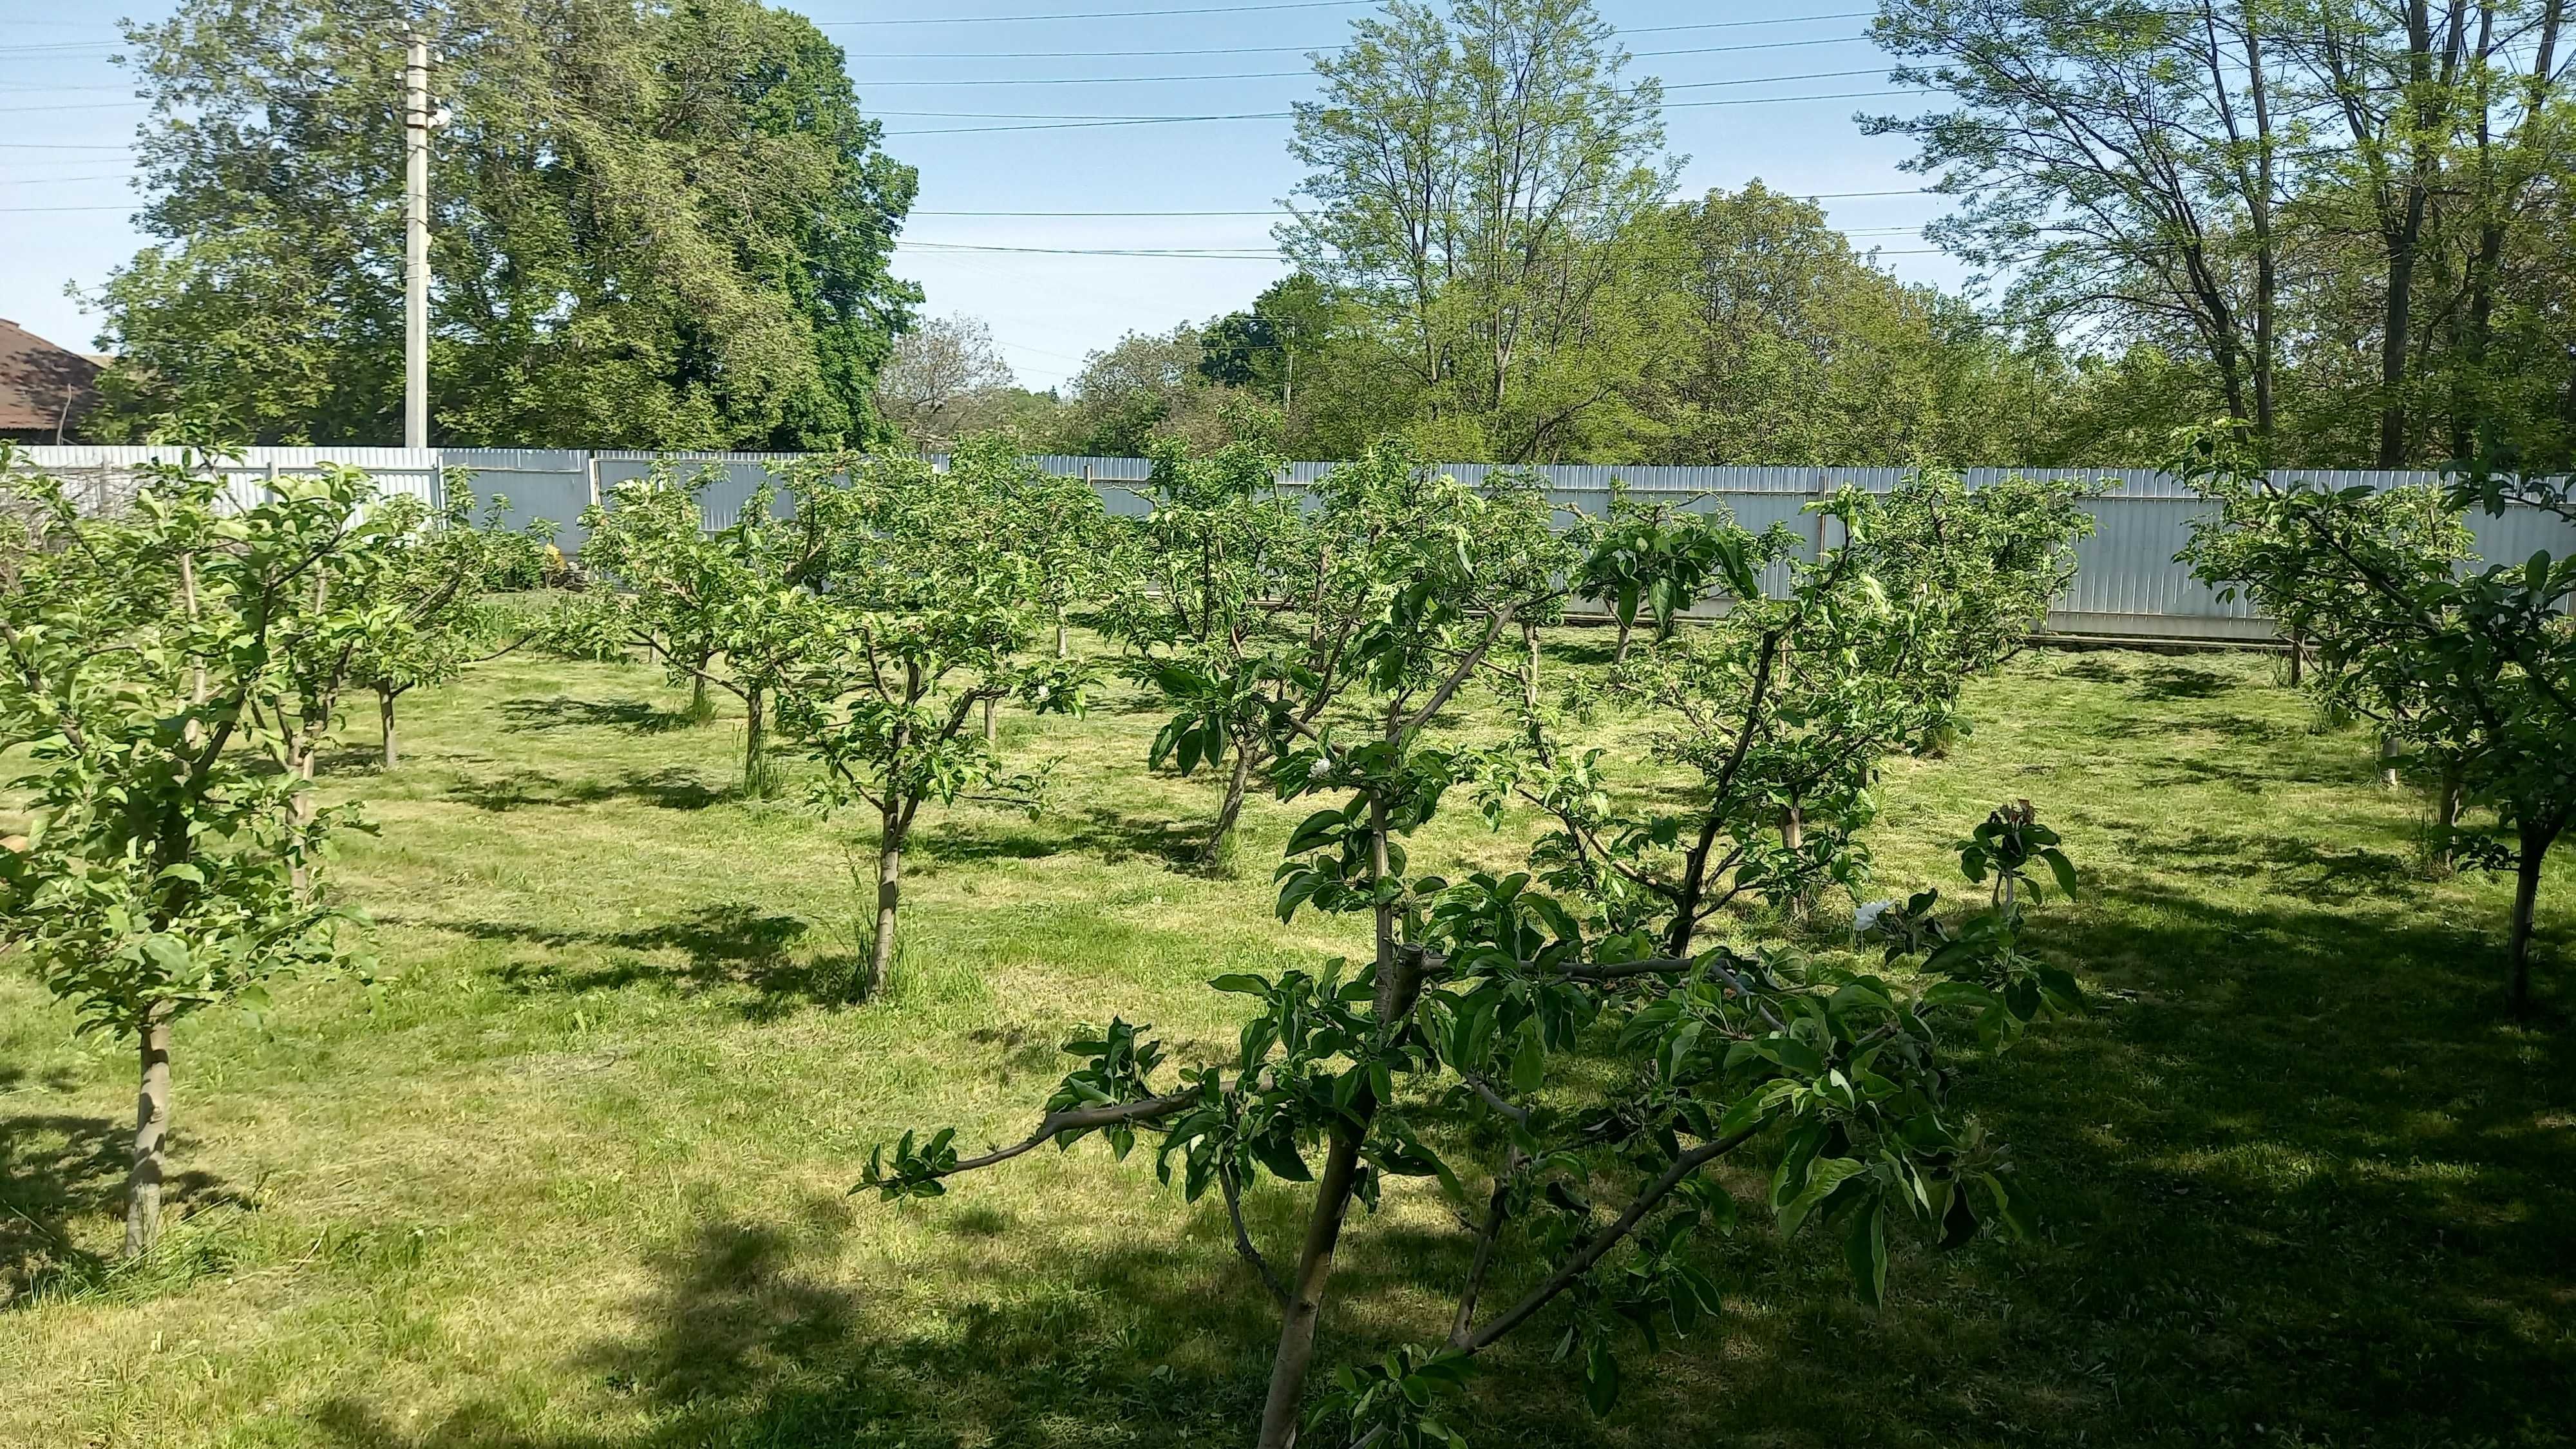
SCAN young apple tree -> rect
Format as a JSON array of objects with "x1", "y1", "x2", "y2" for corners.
[
  {"x1": 1570, "y1": 482, "x2": 1732, "y2": 663},
  {"x1": 1115, "y1": 440, "x2": 1562, "y2": 869},
  {"x1": 569, "y1": 465, "x2": 834, "y2": 797},
  {"x1": 0, "y1": 447, "x2": 371, "y2": 1258},
  {"x1": 1106, "y1": 435, "x2": 1314, "y2": 866},
  {"x1": 2181, "y1": 439, "x2": 2576, "y2": 1009},
  {"x1": 996, "y1": 454, "x2": 1120, "y2": 661},
  {"x1": 347, "y1": 485, "x2": 555, "y2": 770},
  {"x1": 851, "y1": 483, "x2": 2083, "y2": 1444},
  {"x1": 778, "y1": 438, "x2": 1095, "y2": 996},
  {"x1": 1511, "y1": 472, "x2": 2096, "y2": 951}
]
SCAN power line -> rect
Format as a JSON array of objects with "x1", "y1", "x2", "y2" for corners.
[
  {"x1": 819, "y1": 10, "x2": 1873, "y2": 48},
  {"x1": 896, "y1": 239, "x2": 1953, "y2": 259},
  {"x1": 869, "y1": 70, "x2": 1902, "y2": 118},
  {"x1": 907, "y1": 240, "x2": 1284, "y2": 258},
  {"x1": 848, "y1": 39, "x2": 1874, "y2": 86},
  {"x1": 0, "y1": 10, "x2": 1876, "y2": 56},
  {"x1": 904, "y1": 189, "x2": 1933, "y2": 215},
  {"x1": 889, "y1": 110, "x2": 1289, "y2": 135},
  {"x1": 880, "y1": 87, "x2": 1915, "y2": 135},
  {"x1": 823, "y1": 0, "x2": 1372, "y2": 25}
]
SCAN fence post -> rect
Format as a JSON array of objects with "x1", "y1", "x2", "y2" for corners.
[
  {"x1": 585, "y1": 453, "x2": 601, "y2": 509},
  {"x1": 1813, "y1": 467, "x2": 1833, "y2": 556}
]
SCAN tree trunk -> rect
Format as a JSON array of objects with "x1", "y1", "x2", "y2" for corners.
[
  {"x1": 688, "y1": 671, "x2": 713, "y2": 726},
  {"x1": 287, "y1": 728, "x2": 318, "y2": 896},
  {"x1": 2506, "y1": 817, "x2": 2555, "y2": 1012},
  {"x1": 1256, "y1": 1125, "x2": 1366, "y2": 1449},
  {"x1": 743, "y1": 685, "x2": 768, "y2": 798},
  {"x1": 2287, "y1": 631, "x2": 2304, "y2": 687},
  {"x1": 2380, "y1": 734, "x2": 2402, "y2": 789},
  {"x1": 1781, "y1": 803, "x2": 1804, "y2": 851},
  {"x1": 2439, "y1": 761, "x2": 2465, "y2": 858},
  {"x1": 122, "y1": 1009, "x2": 172, "y2": 1259},
  {"x1": 1055, "y1": 616, "x2": 1068, "y2": 659},
  {"x1": 982, "y1": 695, "x2": 998, "y2": 750},
  {"x1": 868, "y1": 808, "x2": 907, "y2": 998},
  {"x1": 1521, "y1": 621, "x2": 1540, "y2": 714},
  {"x1": 1254, "y1": 792, "x2": 1419, "y2": 1449},
  {"x1": 379, "y1": 685, "x2": 399, "y2": 770},
  {"x1": 1201, "y1": 748, "x2": 1255, "y2": 870},
  {"x1": 1613, "y1": 616, "x2": 1633, "y2": 665}
]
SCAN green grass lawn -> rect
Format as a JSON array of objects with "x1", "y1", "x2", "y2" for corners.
[{"x1": 2, "y1": 638, "x2": 2571, "y2": 1448}]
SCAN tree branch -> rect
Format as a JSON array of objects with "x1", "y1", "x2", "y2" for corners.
[
  {"x1": 1464, "y1": 1124, "x2": 1759, "y2": 1352},
  {"x1": 1222, "y1": 1164, "x2": 1293, "y2": 1308}
]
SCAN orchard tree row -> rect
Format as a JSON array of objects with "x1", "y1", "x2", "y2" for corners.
[{"x1": 3, "y1": 432, "x2": 2567, "y2": 1444}]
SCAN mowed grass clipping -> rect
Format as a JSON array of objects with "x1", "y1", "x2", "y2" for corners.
[{"x1": 1, "y1": 638, "x2": 2571, "y2": 1448}]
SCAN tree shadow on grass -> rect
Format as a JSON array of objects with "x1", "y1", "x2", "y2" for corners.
[
  {"x1": 305, "y1": 870, "x2": 2574, "y2": 1447},
  {"x1": 1545, "y1": 631, "x2": 1625, "y2": 669},
  {"x1": 447, "y1": 766, "x2": 726, "y2": 813},
  {"x1": 905, "y1": 805, "x2": 1209, "y2": 875},
  {"x1": 0, "y1": 1112, "x2": 234, "y2": 1303},
  {"x1": 499, "y1": 696, "x2": 702, "y2": 736},
  {"x1": 444, "y1": 904, "x2": 867, "y2": 1020},
  {"x1": 2132, "y1": 663, "x2": 2246, "y2": 701}
]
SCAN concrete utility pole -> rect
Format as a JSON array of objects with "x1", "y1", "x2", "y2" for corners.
[{"x1": 402, "y1": 26, "x2": 430, "y2": 448}]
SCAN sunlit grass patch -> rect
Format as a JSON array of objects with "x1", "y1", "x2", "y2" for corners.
[{"x1": 1, "y1": 637, "x2": 2569, "y2": 1446}]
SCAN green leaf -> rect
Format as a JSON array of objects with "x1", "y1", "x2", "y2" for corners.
[
  {"x1": 1980, "y1": 1171, "x2": 2038, "y2": 1240},
  {"x1": 138, "y1": 934, "x2": 191, "y2": 978},
  {"x1": 1209, "y1": 973, "x2": 1271, "y2": 996},
  {"x1": 1510, "y1": 1023, "x2": 1547, "y2": 1093},
  {"x1": 1250, "y1": 1130, "x2": 1312, "y2": 1183},
  {"x1": 1843, "y1": 1195, "x2": 1888, "y2": 1307},
  {"x1": 2040, "y1": 848, "x2": 2078, "y2": 900},
  {"x1": 1582, "y1": 1336, "x2": 1620, "y2": 1417},
  {"x1": 1780, "y1": 1157, "x2": 1866, "y2": 1237},
  {"x1": 1919, "y1": 981, "x2": 1998, "y2": 1010}
]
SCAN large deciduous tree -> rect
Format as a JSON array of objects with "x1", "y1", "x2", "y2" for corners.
[
  {"x1": 1870, "y1": 0, "x2": 2573, "y2": 468},
  {"x1": 875, "y1": 314, "x2": 1023, "y2": 452},
  {"x1": 1283, "y1": 0, "x2": 1672, "y2": 460},
  {"x1": 88, "y1": 0, "x2": 920, "y2": 450},
  {"x1": 1867, "y1": 0, "x2": 2293, "y2": 448},
  {"x1": 1627, "y1": 185, "x2": 2070, "y2": 466}
]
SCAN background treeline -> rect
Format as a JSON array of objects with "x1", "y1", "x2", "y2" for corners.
[
  {"x1": 889, "y1": 0, "x2": 2575, "y2": 469},
  {"x1": 77, "y1": 0, "x2": 2576, "y2": 468}
]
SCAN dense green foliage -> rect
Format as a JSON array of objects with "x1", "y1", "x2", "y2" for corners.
[
  {"x1": 2182, "y1": 443, "x2": 2576, "y2": 1006},
  {"x1": 856, "y1": 451, "x2": 2097, "y2": 1443},
  {"x1": 1007, "y1": 0, "x2": 2574, "y2": 470},
  {"x1": 1869, "y1": 0, "x2": 2576, "y2": 469},
  {"x1": 0, "y1": 448, "x2": 384, "y2": 1256},
  {"x1": 88, "y1": 0, "x2": 920, "y2": 450}
]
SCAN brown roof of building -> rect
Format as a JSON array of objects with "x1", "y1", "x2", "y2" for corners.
[{"x1": 0, "y1": 318, "x2": 103, "y2": 435}]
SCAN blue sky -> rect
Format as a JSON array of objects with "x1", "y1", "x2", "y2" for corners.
[{"x1": 0, "y1": 0, "x2": 1955, "y2": 392}]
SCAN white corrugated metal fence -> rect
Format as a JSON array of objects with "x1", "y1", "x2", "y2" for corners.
[{"x1": 14, "y1": 446, "x2": 2573, "y2": 645}]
